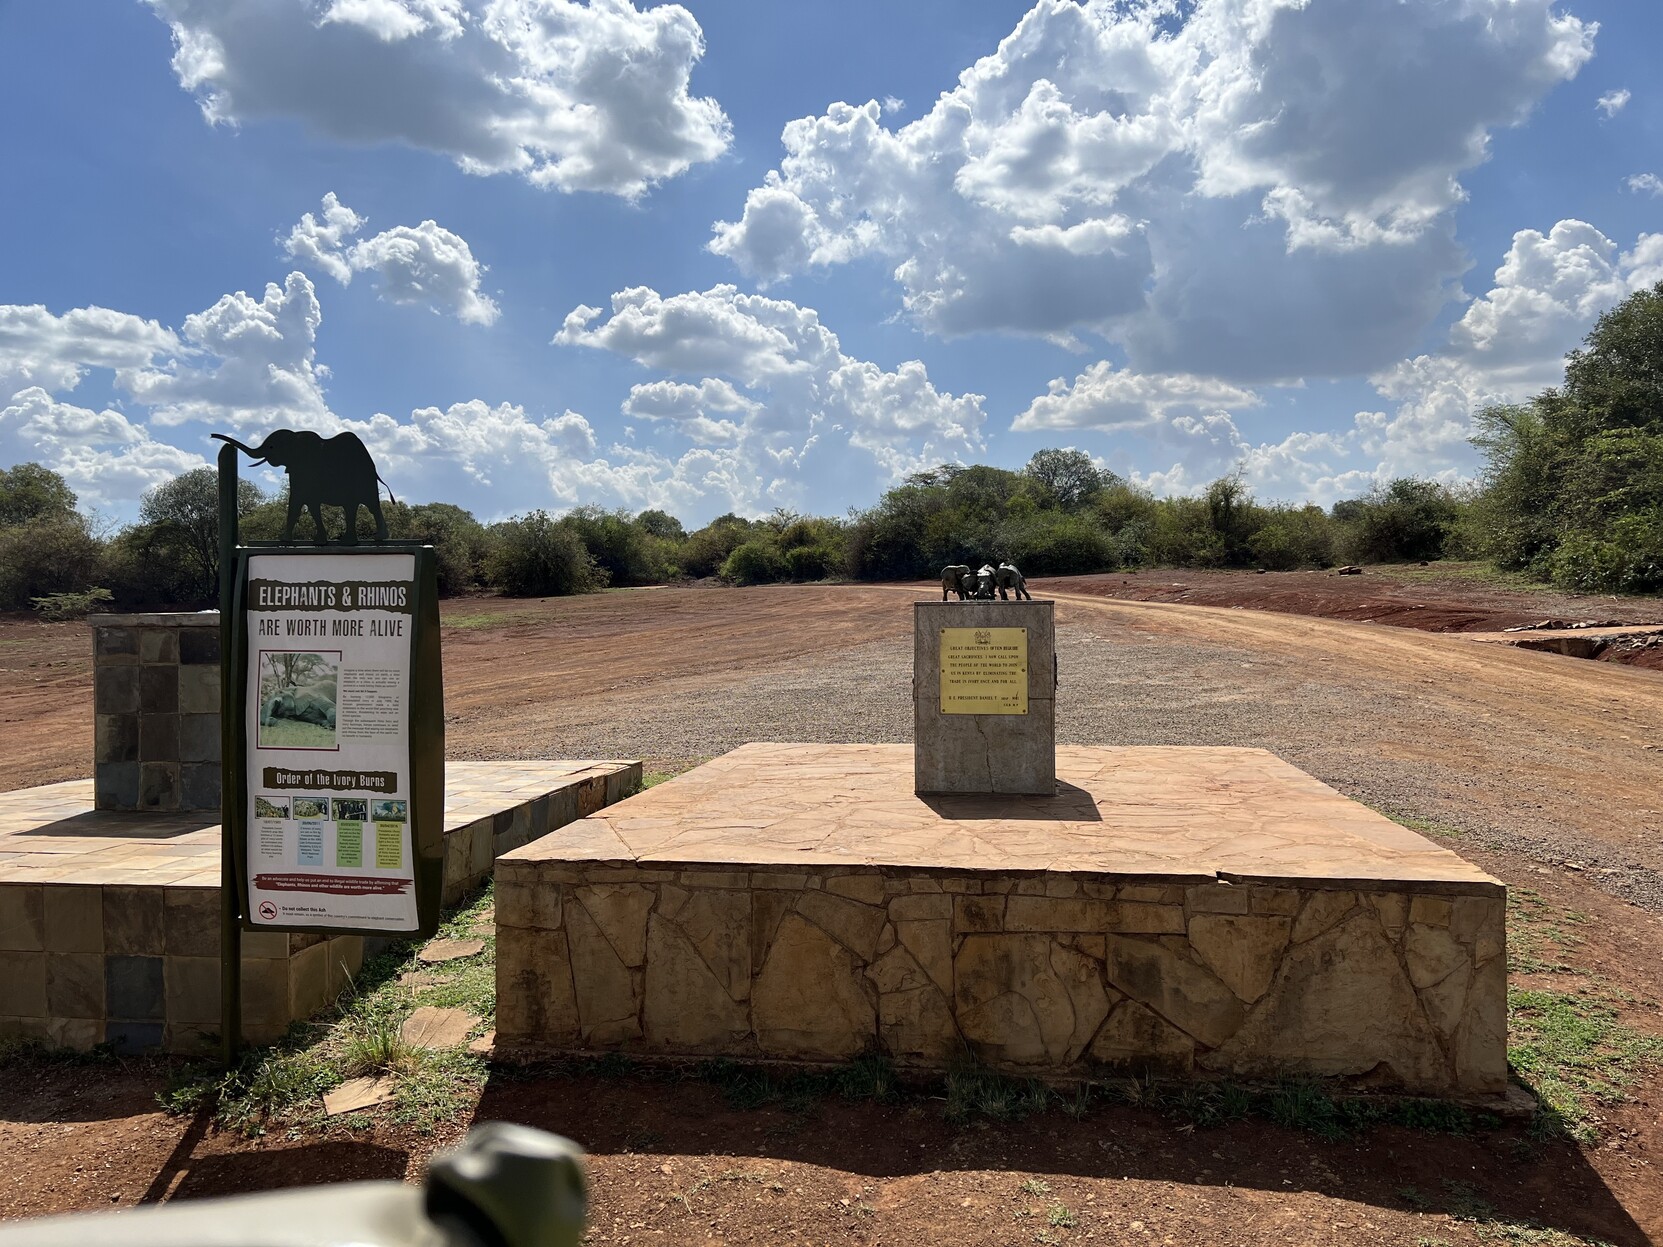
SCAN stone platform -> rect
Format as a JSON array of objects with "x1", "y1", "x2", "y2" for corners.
[
  {"x1": 496, "y1": 744, "x2": 1506, "y2": 1096},
  {"x1": 0, "y1": 760, "x2": 640, "y2": 1052}
]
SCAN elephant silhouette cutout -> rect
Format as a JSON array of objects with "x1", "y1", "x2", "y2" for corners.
[{"x1": 213, "y1": 429, "x2": 395, "y2": 543}]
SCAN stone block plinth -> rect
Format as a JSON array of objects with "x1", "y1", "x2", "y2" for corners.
[
  {"x1": 914, "y1": 600, "x2": 1055, "y2": 795},
  {"x1": 496, "y1": 744, "x2": 1509, "y2": 1098},
  {"x1": 91, "y1": 612, "x2": 221, "y2": 813}
]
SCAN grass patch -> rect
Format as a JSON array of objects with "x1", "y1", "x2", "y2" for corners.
[
  {"x1": 1442, "y1": 1180, "x2": 1613, "y2": 1245},
  {"x1": 1508, "y1": 987, "x2": 1663, "y2": 1143},
  {"x1": 441, "y1": 611, "x2": 541, "y2": 631},
  {"x1": 162, "y1": 885, "x2": 497, "y2": 1135},
  {"x1": 1498, "y1": 887, "x2": 1663, "y2": 1142},
  {"x1": 1365, "y1": 561, "x2": 1566, "y2": 594},
  {"x1": 1507, "y1": 887, "x2": 1589, "y2": 976},
  {"x1": 640, "y1": 758, "x2": 709, "y2": 790},
  {"x1": 943, "y1": 1066, "x2": 1054, "y2": 1124}
]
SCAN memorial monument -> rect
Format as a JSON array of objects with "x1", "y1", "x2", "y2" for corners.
[
  {"x1": 495, "y1": 584, "x2": 1509, "y2": 1100},
  {"x1": 913, "y1": 597, "x2": 1055, "y2": 794}
]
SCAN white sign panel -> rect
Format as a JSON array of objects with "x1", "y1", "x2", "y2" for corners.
[{"x1": 244, "y1": 552, "x2": 419, "y2": 932}]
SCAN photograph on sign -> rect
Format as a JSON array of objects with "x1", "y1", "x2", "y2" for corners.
[
  {"x1": 939, "y1": 626, "x2": 1029, "y2": 715},
  {"x1": 244, "y1": 552, "x2": 420, "y2": 932},
  {"x1": 256, "y1": 650, "x2": 339, "y2": 749}
]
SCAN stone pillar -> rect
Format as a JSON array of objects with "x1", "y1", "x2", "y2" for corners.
[
  {"x1": 91, "y1": 613, "x2": 221, "y2": 812},
  {"x1": 913, "y1": 600, "x2": 1055, "y2": 795}
]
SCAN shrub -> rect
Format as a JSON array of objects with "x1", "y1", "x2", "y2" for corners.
[
  {"x1": 721, "y1": 540, "x2": 786, "y2": 585},
  {"x1": 1546, "y1": 514, "x2": 1663, "y2": 594},
  {"x1": 31, "y1": 587, "x2": 114, "y2": 620},
  {"x1": 996, "y1": 513, "x2": 1114, "y2": 575},
  {"x1": 483, "y1": 511, "x2": 608, "y2": 597},
  {"x1": 557, "y1": 506, "x2": 672, "y2": 585},
  {"x1": 1334, "y1": 478, "x2": 1461, "y2": 563},
  {"x1": 0, "y1": 513, "x2": 105, "y2": 610},
  {"x1": 681, "y1": 515, "x2": 756, "y2": 578},
  {"x1": 783, "y1": 544, "x2": 836, "y2": 581}
]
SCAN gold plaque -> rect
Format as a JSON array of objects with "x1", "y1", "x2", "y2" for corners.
[{"x1": 939, "y1": 627, "x2": 1028, "y2": 715}]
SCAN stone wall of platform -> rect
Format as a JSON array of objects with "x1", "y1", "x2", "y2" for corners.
[
  {"x1": 496, "y1": 864, "x2": 1507, "y2": 1096},
  {"x1": 0, "y1": 881, "x2": 362, "y2": 1052},
  {"x1": 440, "y1": 763, "x2": 639, "y2": 905}
]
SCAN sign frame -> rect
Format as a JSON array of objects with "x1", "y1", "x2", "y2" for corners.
[{"x1": 225, "y1": 542, "x2": 445, "y2": 940}]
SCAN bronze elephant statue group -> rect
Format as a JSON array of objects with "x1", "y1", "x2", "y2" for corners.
[{"x1": 940, "y1": 561, "x2": 1032, "y2": 601}]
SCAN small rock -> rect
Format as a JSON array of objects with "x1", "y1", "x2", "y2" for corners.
[
  {"x1": 323, "y1": 1076, "x2": 396, "y2": 1116},
  {"x1": 418, "y1": 937, "x2": 485, "y2": 964}
]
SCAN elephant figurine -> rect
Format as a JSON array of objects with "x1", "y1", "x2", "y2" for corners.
[
  {"x1": 213, "y1": 429, "x2": 395, "y2": 544},
  {"x1": 940, "y1": 564, "x2": 973, "y2": 601},
  {"x1": 261, "y1": 687, "x2": 338, "y2": 730},
  {"x1": 995, "y1": 561, "x2": 1033, "y2": 600},
  {"x1": 974, "y1": 564, "x2": 998, "y2": 598}
]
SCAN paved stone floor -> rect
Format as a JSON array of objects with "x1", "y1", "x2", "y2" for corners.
[
  {"x1": 0, "y1": 761, "x2": 634, "y2": 887},
  {"x1": 515, "y1": 743, "x2": 1500, "y2": 895}
]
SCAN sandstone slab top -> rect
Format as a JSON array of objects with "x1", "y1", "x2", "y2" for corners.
[
  {"x1": 0, "y1": 760, "x2": 636, "y2": 887},
  {"x1": 505, "y1": 743, "x2": 1501, "y2": 896}
]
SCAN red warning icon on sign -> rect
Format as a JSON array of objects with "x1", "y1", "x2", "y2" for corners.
[{"x1": 258, "y1": 901, "x2": 277, "y2": 920}]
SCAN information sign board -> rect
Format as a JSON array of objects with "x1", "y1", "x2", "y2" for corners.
[
  {"x1": 230, "y1": 547, "x2": 443, "y2": 936},
  {"x1": 939, "y1": 626, "x2": 1029, "y2": 715}
]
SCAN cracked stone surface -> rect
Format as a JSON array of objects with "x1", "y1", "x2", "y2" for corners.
[{"x1": 495, "y1": 745, "x2": 1507, "y2": 1095}]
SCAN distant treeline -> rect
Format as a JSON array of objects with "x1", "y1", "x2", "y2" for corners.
[{"x1": 3, "y1": 282, "x2": 1658, "y2": 615}]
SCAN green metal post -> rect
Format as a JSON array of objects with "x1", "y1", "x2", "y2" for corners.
[{"x1": 218, "y1": 443, "x2": 243, "y2": 1067}]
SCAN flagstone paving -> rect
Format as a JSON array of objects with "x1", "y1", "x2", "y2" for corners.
[{"x1": 508, "y1": 743, "x2": 1500, "y2": 894}]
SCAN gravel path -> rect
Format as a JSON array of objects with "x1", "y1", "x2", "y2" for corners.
[{"x1": 451, "y1": 601, "x2": 1663, "y2": 915}]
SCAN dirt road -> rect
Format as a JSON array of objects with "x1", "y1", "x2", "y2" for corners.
[
  {"x1": 5, "y1": 581, "x2": 1660, "y2": 899},
  {"x1": 3, "y1": 581, "x2": 1663, "y2": 1243}
]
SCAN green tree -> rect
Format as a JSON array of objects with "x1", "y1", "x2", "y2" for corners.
[
  {"x1": 0, "y1": 462, "x2": 77, "y2": 526},
  {"x1": 0, "y1": 513, "x2": 103, "y2": 610},
  {"x1": 389, "y1": 501, "x2": 494, "y2": 596},
  {"x1": 558, "y1": 506, "x2": 672, "y2": 585},
  {"x1": 1023, "y1": 448, "x2": 1115, "y2": 510},
  {"x1": 1334, "y1": 478, "x2": 1460, "y2": 564},
  {"x1": 1470, "y1": 281, "x2": 1663, "y2": 591},
  {"x1": 130, "y1": 468, "x2": 266, "y2": 604},
  {"x1": 635, "y1": 509, "x2": 685, "y2": 541}
]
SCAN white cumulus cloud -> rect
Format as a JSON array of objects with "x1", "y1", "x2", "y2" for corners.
[
  {"x1": 1627, "y1": 173, "x2": 1663, "y2": 197},
  {"x1": 557, "y1": 284, "x2": 988, "y2": 499},
  {"x1": 146, "y1": 0, "x2": 731, "y2": 197},
  {"x1": 0, "y1": 387, "x2": 207, "y2": 508},
  {"x1": 0, "y1": 304, "x2": 180, "y2": 399},
  {"x1": 123, "y1": 271, "x2": 332, "y2": 433},
  {"x1": 285, "y1": 194, "x2": 500, "y2": 325},
  {"x1": 1015, "y1": 218, "x2": 1662, "y2": 503},
  {"x1": 710, "y1": 0, "x2": 1593, "y2": 378}
]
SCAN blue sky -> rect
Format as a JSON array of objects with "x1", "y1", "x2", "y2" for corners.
[{"x1": 1, "y1": 0, "x2": 1659, "y2": 526}]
